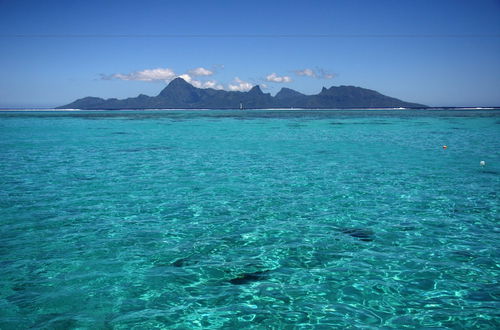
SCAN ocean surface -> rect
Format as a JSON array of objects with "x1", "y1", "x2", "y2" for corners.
[{"x1": 0, "y1": 109, "x2": 499, "y2": 329}]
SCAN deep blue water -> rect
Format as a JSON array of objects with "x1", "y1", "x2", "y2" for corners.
[{"x1": 0, "y1": 109, "x2": 499, "y2": 328}]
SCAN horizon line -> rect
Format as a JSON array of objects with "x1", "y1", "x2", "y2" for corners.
[{"x1": 1, "y1": 107, "x2": 500, "y2": 111}]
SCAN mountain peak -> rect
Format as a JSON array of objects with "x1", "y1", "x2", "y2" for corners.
[
  {"x1": 248, "y1": 85, "x2": 263, "y2": 94},
  {"x1": 168, "y1": 77, "x2": 193, "y2": 88},
  {"x1": 158, "y1": 77, "x2": 195, "y2": 97},
  {"x1": 275, "y1": 87, "x2": 305, "y2": 99}
]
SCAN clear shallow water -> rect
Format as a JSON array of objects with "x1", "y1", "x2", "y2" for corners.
[{"x1": 0, "y1": 109, "x2": 499, "y2": 329}]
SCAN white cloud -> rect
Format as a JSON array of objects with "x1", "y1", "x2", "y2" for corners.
[
  {"x1": 106, "y1": 68, "x2": 177, "y2": 82},
  {"x1": 266, "y1": 73, "x2": 293, "y2": 83},
  {"x1": 103, "y1": 66, "x2": 215, "y2": 82},
  {"x1": 192, "y1": 79, "x2": 224, "y2": 90},
  {"x1": 178, "y1": 74, "x2": 224, "y2": 90},
  {"x1": 227, "y1": 77, "x2": 253, "y2": 91},
  {"x1": 103, "y1": 66, "x2": 225, "y2": 89},
  {"x1": 178, "y1": 73, "x2": 193, "y2": 83},
  {"x1": 103, "y1": 66, "x2": 256, "y2": 92},
  {"x1": 295, "y1": 68, "x2": 335, "y2": 79},
  {"x1": 317, "y1": 68, "x2": 335, "y2": 79},
  {"x1": 295, "y1": 68, "x2": 316, "y2": 77},
  {"x1": 202, "y1": 80, "x2": 225, "y2": 90},
  {"x1": 188, "y1": 67, "x2": 214, "y2": 77}
]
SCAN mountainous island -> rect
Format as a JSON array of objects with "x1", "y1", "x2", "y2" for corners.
[{"x1": 58, "y1": 77, "x2": 426, "y2": 109}]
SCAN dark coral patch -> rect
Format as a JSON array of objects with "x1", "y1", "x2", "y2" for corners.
[
  {"x1": 341, "y1": 228, "x2": 374, "y2": 242},
  {"x1": 229, "y1": 270, "x2": 270, "y2": 285}
]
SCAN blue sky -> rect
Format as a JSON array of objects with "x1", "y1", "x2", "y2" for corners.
[{"x1": 0, "y1": 0, "x2": 499, "y2": 107}]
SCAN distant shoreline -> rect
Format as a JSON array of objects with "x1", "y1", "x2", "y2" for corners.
[{"x1": 1, "y1": 107, "x2": 500, "y2": 112}]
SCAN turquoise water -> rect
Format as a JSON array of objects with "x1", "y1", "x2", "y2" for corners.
[{"x1": 0, "y1": 109, "x2": 499, "y2": 329}]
